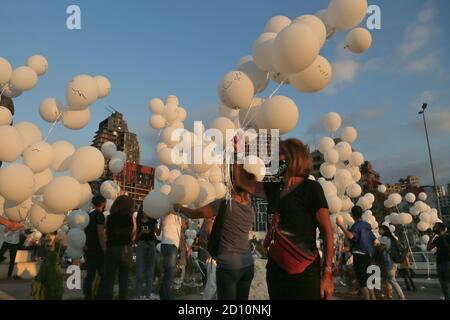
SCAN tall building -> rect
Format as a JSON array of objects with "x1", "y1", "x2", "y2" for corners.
[
  {"x1": 386, "y1": 176, "x2": 421, "y2": 194},
  {"x1": 91, "y1": 112, "x2": 154, "y2": 209}
]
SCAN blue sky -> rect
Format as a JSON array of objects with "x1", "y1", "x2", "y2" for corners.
[{"x1": 1, "y1": 0, "x2": 449, "y2": 186}]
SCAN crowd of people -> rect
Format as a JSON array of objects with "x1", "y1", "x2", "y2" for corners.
[{"x1": 1, "y1": 138, "x2": 450, "y2": 301}]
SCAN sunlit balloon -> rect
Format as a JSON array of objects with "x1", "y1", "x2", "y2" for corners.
[
  {"x1": 345, "y1": 27, "x2": 372, "y2": 53},
  {"x1": 51, "y1": 140, "x2": 75, "y2": 172},
  {"x1": 327, "y1": 0, "x2": 368, "y2": 31},
  {"x1": 15, "y1": 122, "x2": 42, "y2": 150},
  {"x1": 252, "y1": 32, "x2": 277, "y2": 72},
  {"x1": 27, "y1": 55, "x2": 48, "y2": 76},
  {"x1": 70, "y1": 146, "x2": 105, "y2": 183},
  {"x1": 10, "y1": 66, "x2": 38, "y2": 91},
  {"x1": 23, "y1": 141, "x2": 54, "y2": 173},
  {"x1": 94, "y1": 75, "x2": 111, "y2": 99},
  {"x1": 43, "y1": 176, "x2": 81, "y2": 213},
  {"x1": 66, "y1": 74, "x2": 98, "y2": 110},
  {"x1": 260, "y1": 96, "x2": 299, "y2": 135},
  {"x1": 0, "y1": 125, "x2": 24, "y2": 162},
  {"x1": 289, "y1": 55, "x2": 332, "y2": 93},
  {"x1": 62, "y1": 108, "x2": 91, "y2": 130},
  {"x1": 0, "y1": 164, "x2": 35, "y2": 203},
  {"x1": 0, "y1": 106, "x2": 13, "y2": 125},
  {"x1": 218, "y1": 71, "x2": 254, "y2": 110}
]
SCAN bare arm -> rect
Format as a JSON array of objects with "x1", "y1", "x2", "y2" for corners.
[
  {"x1": 175, "y1": 204, "x2": 216, "y2": 220},
  {"x1": 336, "y1": 221, "x2": 354, "y2": 240},
  {"x1": 131, "y1": 216, "x2": 137, "y2": 242},
  {"x1": 316, "y1": 208, "x2": 335, "y2": 300},
  {"x1": 233, "y1": 163, "x2": 266, "y2": 199}
]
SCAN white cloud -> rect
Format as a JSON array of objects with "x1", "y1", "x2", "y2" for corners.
[
  {"x1": 398, "y1": 24, "x2": 432, "y2": 59},
  {"x1": 325, "y1": 60, "x2": 360, "y2": 95},
  {"x1": 405, "y1": 52, "x2": 438, "y2": 73}
]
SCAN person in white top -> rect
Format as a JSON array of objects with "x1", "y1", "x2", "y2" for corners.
[
  {"x1": 0, "y1": 224, "x2": 24, "y2": 279},
  {"x1": 159, "y1": 213, "x2": 184, "y2": 300}
]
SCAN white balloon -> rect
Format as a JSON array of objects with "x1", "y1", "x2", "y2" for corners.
[
  {"x1": 156, "y1": 165, "x2": 170, "y2": 182},
  {"x1": 346, "y1": 183, "x2": 362, "y2": 198},
  {"x1": 167, "y1": 169, "x2": 182, "y2": 184},
  {"x1": 65, "y1": 246, "x2": 84, "y2": 259},
  {"x1": 148, "y1": 98, "x2": 165, "y2": 114},
  {"x1": 15, "y1": 122, "x2": 42, "y2": 150},
  {"x1": 177, "y1": 107, "x2": 187, "y2": 122},
  {"x1": 388, "y1": 193, "x2": 402, "y2": 206},
  {"x1": 219, "y1": 103, "x2": 239, "y2": 121},
  {"x1": 62, "y1": 108, "x2": 91, "y2": 130},
  {"x1": 237, "y1": 56, "x2": 269, "y2": 93},
  {"x1": 4, "y1": 198, "x2": 32, "y2": 222},
  {"x1": 43, "y1": 176, "x2": 81, "y2": 213},
  {"x1": 322, "y1": 112, "x2": 342, "y2": 133},
  {"x1": 365, "y1": 193, "x2": 375, "y2": 204},
  {"x1": 345, "y1": 27, "x2": 372, "y2": 53},
  {"x1": 149, "y1": 114, "x2": 167, "y2": 130},
  {"x1": 341, "y1": 196, "x2": 354, "y2": 212},
  {"x1": 324, "y1": 149, "x2": 339, "y2": 164},
  {"x1": 39, "y1": 98, "x2": 63, "y2": 123},
  {"x1": 158, "y1": 147, "x2": 174, "y2": 166},
  {"x1": 211, "y1": 117, "x2": 236, "y2": 141},
  {"x1": 405, "y1": 193, "x2": 416, "y2": 204},
  {"x1": 252, "y1": 32, "x2": 277, "y2": 72},
  {"x1": 29, "y1": 202, "x2": 65, "y2": 234},
  {"x1": 34, "y1": 168, "x2": 53, "y2": 195},
  {"x1": 160, "y1": 185, "x2": 172, "y2": 195},
  {"x1": 213, "y1": 182, "x2": 227, "y2": 199},
  {"x1": 162, "y1": 103, "x2": 179, "y2": 123},
  {"x1": 264, "y1": 15, "x2": 291, "y2": 33},
  {"x1": 349, "y1": 151, "x2": 364, "y2": 167},
  {"x1": 272, "y1": 23, "x2": 320, "y2": 75},
  {"x1": 67, "y1": 209, "x2": 90, "y2": 229},
  {"x1": 79, "y1": 183, "x2": 93, "y2": 208},
  {"x1": 2, "y1": 84, "x2": 22, "y2": 98},
  {"x1": 334, "y1": 169, "x2": 353, "y2": 189},
  {"x1": 335, "y1": 142, "x2": 352, "y2": 161},
  {"x1": 67, "y1": 228, "x2": 86, "y2": 249},
  {"x1": 156, "y1": 142, "x2": 167, "y2": 154},
  {"x1": 0, "y1": 57, "x2": 12, "y2": 84},
  {"x1": 317, "y1": 137, "x2": 335, "y2": 154},
  {"x1": 51, "y1": 140, "x2": 75, "y2": 172},
  {"x1": 320, "y1": 163, "x2": 336, "y2": 179},
  {"x1": 109, "y1": 158, "x2": 125, "y2": 174},
  {"x1": 410, "y1": 206, "x2": 421, "y2": 216},
  {"x1": 27, "y1": 55, "x2": 48, "y2": 76},
  {"x1": 378, "y1": 184, "x2": 387, "y2": 194},
  {"x1": 165, "y1": 95, "x2": 179, "y2": 106},
  {"x1": 315, "y1": 9, "x2": 336, "y2": 39},
  {"x1": 421, "y1": 235, "x2": 430, "y2": 244},
  {"x1": 418, "y1": 192, "x2": 427, "y2": 201},
  {"x1": 243, "y1": 156, "x2": 266, "y2": 182},
  {"x1": 94, "y1": 75, "x2": 111, "y2": 99},
  {"x1": 70, "y1": 146, "x2": 105, "y2": 183},
  {"x1": 292, "y1": 15, "x2": 327, "y2": 48},
  {"x1": 0, "y1": 164, "x2": 35, "y2": 203},
  {"x1": 143, "y1": 191, "x2": 173, "y2": 219},
  {"x1": 0, "y1": 125, "x2": 24, "y2": 162},
  {"x1": 417, "y1": 221, "x2": 431, "y2": 232},
  {"x1": 100, "y1": 180, "x2": 120, "y2": 200},
  {"x1": 101, "y1": 141, "x2": 117, "y2": 159},
  {"x1": 23, "y1": 141, "x2": 54, "y2": 173},
  {"x1": 321, "y1": 180, "x2": 337, "y2": 197},
  {"x1": 0, "y1": 106, "x2": 13, "y2": 125},
  {"x1": 356, "y1": 196, "x2": 370, "y2": 211},
  {"x1": 209, "y1": 166, "x2": 223, "y2": 184},
  {"x1": 10, "y1": 66, "x2": 38, "y2": 91},
  {"x1": 260, "y1": 96, "x2": 299, "y2": 135},
  {"x1": 195, "y1": 181, "x2": 216, "y2": 207},
  {"x1": 398, "y1": 213, "x2": 413, "y2": 225},
  {"x1": 66, "y1": 75, "x2": 98, "y2": 110},
  {"x1": 340, "y1": 127, "x2": 358, "y2": 144},
  {"x1": 289, "y1": 55, "x2": 332, "y2": 93},
  {"x1": 218, "y1": 71, "x2": 254, "y2": 110},
  {"x1": 169, "y1": 175, "x2": 200, "y2": 205},
  {"x1": 327, "y1": 196, "x2": 342, "y2": 214},
  {"x1": 111, "y1": 150, "x2": 126, "y2": 163},
  {"x1": 327, "y1": 0, "x2": 368, "y2": 31},
  {"x1": 420, "y1": 212, "x2": 432, "y2": 224}
]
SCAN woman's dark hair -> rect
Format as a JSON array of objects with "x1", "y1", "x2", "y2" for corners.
[
  {"x1": 279, "y1": 139, "x2": 312, "y2": 178},
  {"x1": 433, "y1": 222, "x2": 446, "y2": 234},
  {"x1": 110, "y1": 195, "x2": 134, "y2": 216},
  {"x1": 380, "y1": 225, "x2": 396, "y2": 241},
  {"x1": 351, "y1": 206, "x2": 363, "y2": 220}
]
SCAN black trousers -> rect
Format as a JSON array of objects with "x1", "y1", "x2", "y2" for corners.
[
  {"x1": 216, "y1": 264, "x2": 254, "y2": 300},
  {"x1": 0, "y1": 242, "x2": 20, "y2": 277},
  {"x1": 266, "y1": 257, "x2": 321, "y2": 300},
  {"x1": 353, "y1": 253, "x2": 372, "y2": 289},
  {"x1": 398, "y1": 268, "x2": 416, "y2": 291},
  {"x1": 83, "y1": 251, "x2": 104, "y2": 300},
  {"x1": 100, "y1": 245, "x2": 132, "y2": 300}
]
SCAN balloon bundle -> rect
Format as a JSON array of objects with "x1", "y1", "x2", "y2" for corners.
[
  {"x1": 0, "y1": 54, "x2": 111, "y2": 242},
  {"x1": 101, "y1": 141, "x2": 126, "y2": 175}
]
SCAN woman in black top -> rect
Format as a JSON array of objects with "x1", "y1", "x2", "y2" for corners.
[
  {"x1": 101, "y1": 195, "x2": 136, "y2": 300},
  {"x1": 427, "y1": 222, "x2": 450, "y2": 300},
  {"x1": 235, "y1": 138, "x2": 334, "y2": 300},
  {"x1": 134, "y1": 204, "x2": 160, "y2": 299}
]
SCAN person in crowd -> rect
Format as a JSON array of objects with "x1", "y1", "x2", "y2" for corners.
[
  {"x1": 427, "y1": 222, "x2": 450, "y2": 300},
  {"x1": 398, "y1": 251, "x2": 416, "y2": 292},
  {"x1": 336, "y1": 206, "x2": 377, "y2": 300},
  {"x1": 101, "y1": 195, "x2": 136, "y2": 300},
  {"x1": 134, "y1": 203, "x2": 160, "y2": 300},
  {"x1": 174, "y1": 181, "x2": 256, "y2": 301},
  {"x1": 0, "y1": 223, "x2": 24, "y2": 279},
  {"x1": 378, "y1": 225, "x2": 406, "y2": 300},
  {"x1": 198, "y1": 218, "x2": 214, "y2": 288},
  {"x1": 83, "y1": 195, "x2": 107, "y2": 300},
  {"x1": 159, "y1": 211, "x2": 183, "y2": 300},
  {"x1": 234, "y1": 138, "x2": 334, "y2": 300},
  {"x1": 338, "y1": 239, "x2": 355, "y2": 290}
]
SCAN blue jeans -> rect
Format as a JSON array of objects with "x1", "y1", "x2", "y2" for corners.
[
  {"x1": 216, "y1": 264, "x2": 254, "y2": 300},
  {"x1": 159, "y1": 244, "x2": 178, "y2": 300},
  {"x1": 437, "y1": 262, "x2": 450, "y2": 300},
  {"x1": 134, "y1": 241, "x2": 156, "y2": 298}
]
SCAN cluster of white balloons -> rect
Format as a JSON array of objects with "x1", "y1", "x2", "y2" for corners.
[
  {"x1": 64, "y1": 210, "x2": 90, "y2": 259},
  {"x1": 101, "y1": 141, "x2": 126, "y2": 174},
  {"x1": 0, "y1": 55, "x2": 48, "y2": 99},
  {"x1": 38, "y1": 74, "x2": 111, "y2": 130},
  {"x1": 185, "y1": 227, "x2": 198, "y2": 248}
]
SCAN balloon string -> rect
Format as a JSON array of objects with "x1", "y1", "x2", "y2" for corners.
[
  {"x1": 268, "y1": 78, "x2": 286, "y2": 99},
  {"x1": 0, "y1": 84, "x2": 6, "y2": 100},
  {"x1": 239, "y1": 96, "x2": 257, "y2": 130},
  {"x1": 44, "y1": 112, "x2": 64, "y2": 142}
]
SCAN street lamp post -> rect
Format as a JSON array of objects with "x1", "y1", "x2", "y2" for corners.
[{"x1": 418, "y1": 103, "x2": 443, "y2": 220}]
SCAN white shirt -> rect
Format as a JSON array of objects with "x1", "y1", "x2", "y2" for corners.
[{"x1": 161, "y1": 214, "x2": 182, "y2": 249}]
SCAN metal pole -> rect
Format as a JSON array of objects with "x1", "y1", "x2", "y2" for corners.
[{"x1": 420, "y1": 108, "x2": 443, "y2": 220}]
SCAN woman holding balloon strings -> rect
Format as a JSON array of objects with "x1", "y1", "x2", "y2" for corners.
[
  {"x1": 173, "y1": 178, "x2": 256, "y2": 301},
  {"x1": 101, "y1": 195, "x2": 137, "y2": 300},
  {"x1": 234, "y1": 138, "x2": 334, "y2": 300}
]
